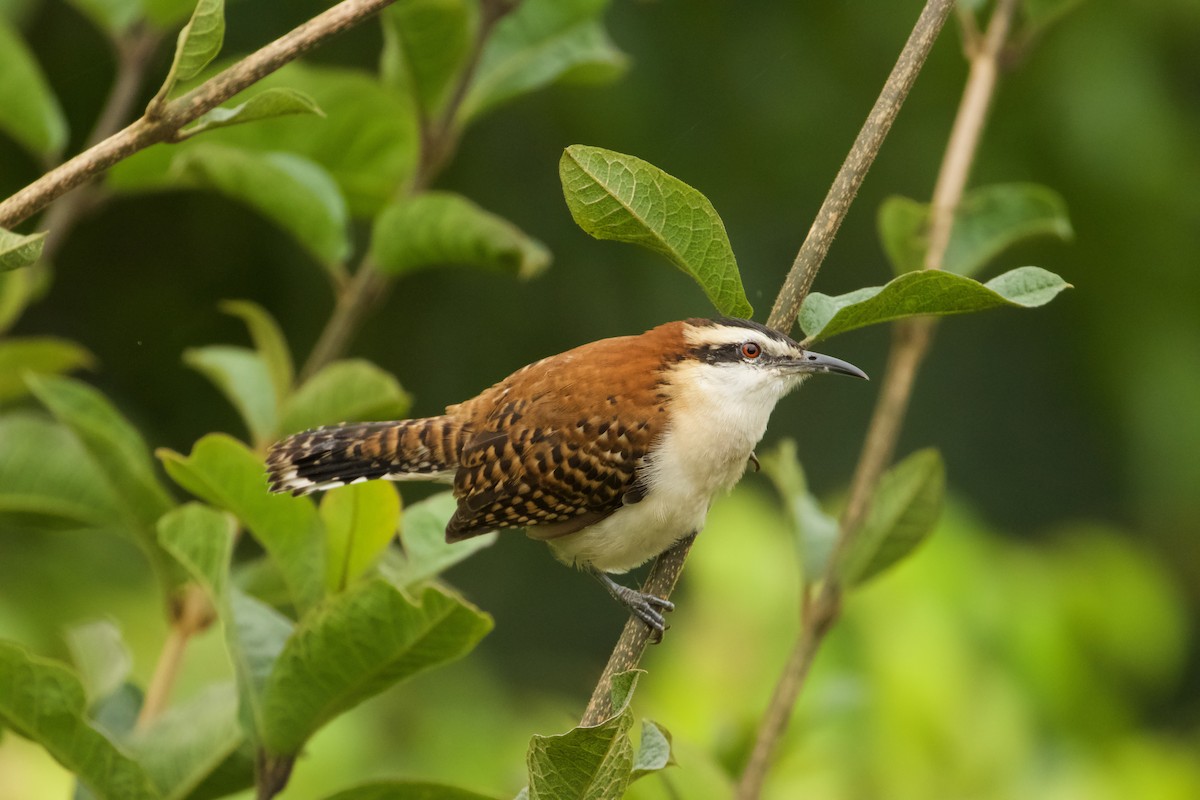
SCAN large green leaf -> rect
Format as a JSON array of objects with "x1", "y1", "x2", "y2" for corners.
[
  {"x1": 0, "y1": 18, "x2": 67, "y2": 158},
  {"x1": 559, "y1": 145, "x2": 752, "y2": 317},
  {"x1": 0, "y1": 641, "x2": 161, "y2": 800},
  {"x1": 525, "y1": 670, "x2": 641, "y2": 800},
  {"x1": 173, "y1": 145, "x2": 350, "y2": 267},
  {"x1": 183, "y1": 345, "x2": 277, "y2": 445},
  {"x1": 370, "y1": 191, "x2": 550, "y2": 279},
  {"x1": 152, "y1": 0, "x2": 224, "y2": 104},
  {"x1": 878, "y1": 184, "x2": 1073, "y2": 277},
  {"x1": 380, "y1": 0, "x2": 474, "y2": 116},
  {"x1": 260, "y1": 580, "x2": 492, "y2": 755},
  {"x1": 0, "y1": 227, "x2": 47, "y2": 272},
  {"x1": 322, "y1": 782, "x2": 500, "y2": 800},
  {"x1": 320, "y1": 482, "x2": 402, "y2": 592},
  {"x1": 461, "y1": 0, "x2": 627, "y2": 123},
  {"x1": 158, "y1": 433, "x2": 325, "y2": 611},
  {"x1": 380, "y1": 491, "x2": 496, "y2": 590},
  {"x1": 157, "y1": 503, "x2": 294, "y2": 746},
  {"x1": 0, "y1": 412, "x2": 123, "y2": 530},
  {"x1": 798, "y1": 266, "x2": 1071, "y2": 342},
  {"x1": 27, "y1": 374, "x2": 175, "y2": 534},
  {"x1": 840, "y1": 448, "x2": 945, "y2": 587},
  {"x1": 127, "y1": 682, "x2": 250, "y2": 800},
  {"x1": 279, "y1": 359, "x2": 411, "y2": 436},
  {"x1": 156, "y1": 503, "x2": 235, "y2": 600},
  {"x1": 0, "y1": 336, "x2": 94, "y2": 400},
  {"x1": 179, "y1": 88, "x2": 324, "y2": 139},
  {"x1": 218, "y1": 300, "x2": 294, "y2": 418},
  {"x1": 759, "y1": 439, "x2": 839, "y2": 585},
  {"x1": 110, "y1": 63, "x2": 419, "y2": 217}
]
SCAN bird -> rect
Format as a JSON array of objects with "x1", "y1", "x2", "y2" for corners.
[{"x1": 266, "y1": 318, "x2": 866, "y2": 638}]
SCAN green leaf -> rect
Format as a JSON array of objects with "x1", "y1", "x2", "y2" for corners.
[
  {"x1": 758, "y1": 439, "x2": 838, "y2": 584},
  {"x1": 110, "y1": 63, "x2": 419, "y2": 218},
  {"x1": 525, "y1": 670, "x2": 640, "y2": 800},
  {"x1": 320, "y1": 482, "x2": 402, "y2": 592},
  {"x1": 127, "y1": 683, "x2": 250, "y2": 800},
  {"x1": 154, "y1": 0, "x2": 224, "y2": 103},
  {"x1": 323, "y1": 781, "x2": 500, "y2": 800},
  {"x1": 27, "y1": 374, "x2": 175, "y2": 534},
  {"x1": 173, "y1": 145, "x2": 350, "y2": 267},
  {"x1": 280, "y1": 359, "x2": 411, "y2": 436},
  {"x1": 66, "y1": 0, "x2": 143, "y2": 35},
  {"x1": 142, "y1": 0, "x2": 195, "y2": 27},
  {"x1": 179, "y1": 88, "x2": 324, "y2": 139},
  {"x1": 64, "y1": 621, "x2": 133, "y2": 705},
  {"x1": 183, "y1": 345, "x2": 277, "y2": 445},
  {"x1": 380, "y1": 491, "x2": 496, "y2": 590},
  {"x1": 0, "y1": 336, "x2": 94, "y2": 400},
  {"x1": 0, "y1": 227, "x2": 47, "y2": 272},
  {"x1": 380, "y1": 0, "x2": 473, "y2": 116},
  {"x1": 0, "y1": 261, "x2": 52, "y2": 333},
  {"x1": 371, "y1": 192, "x2": 551, "y2": 280},
  {"x1": 0, "y1": 19, "x2": 67, "y2": 158},
  {"x1": 218, "y1": 299, "x2": 294, "y2": 418},
  {"x1": 559, "y1": 145, "x2": 752, "y2": 317},
  {"x1": 630, "y1": 719, "x2": 674, "y2": 781},
  {"x1": 156, "y1": 503, "x2": 235, "y2": 600},
  {"x1": 0, "y1": 412, "x2": 123, "y2": 531},
  {"x1": 0, "y1": 641, "x2": 161, "y2": 800},
  {"x1": 798, "y1": 266, "x2": 1072, "y2": 342},
  {"x1": 840, "y1": 448, "x2": 945, "y2": 587},
  {"x1": 157, "y1": 502, "x2": 294, "y2": 746},
  {"x1": 461, "y1": 0, "x2": 628, "y2": 123},
  {"x1": 158, "y1": 433, "x2": 325, "y2": 611},
  {"x1": 227, "y1": 590, "x2": 293, "y2": 742},
  {"x1": 260, "y1": 580, "x2": 492, "y2": 755},
  {"x1": 878, "y1": 184, "x2": 1073, "y2": 277}
]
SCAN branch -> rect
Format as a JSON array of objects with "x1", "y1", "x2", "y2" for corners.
[
  {"x1": 735, "y1": 2, "x2": 1019, "y2": 797},
  {"x1": 135, "y1": 585, "x2": 215, "y2": 729},
  {"x1": 0, "y1": 0, "x2": 399, "y2": 230},
  {"x1": 581, "y1": 0, "x2": 957, "y2": 729},
  {"x1": 766, "y1": 0, "x2": 958, "y2": 333}
]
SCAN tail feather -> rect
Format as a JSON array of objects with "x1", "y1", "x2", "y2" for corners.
[{"x1": 266, "y1": 417, "x2": 463, "y2": 496}]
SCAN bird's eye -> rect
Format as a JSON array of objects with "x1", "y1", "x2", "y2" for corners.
[{"x1": 741, "y1": 342, "x2": 762, "y2": 359}]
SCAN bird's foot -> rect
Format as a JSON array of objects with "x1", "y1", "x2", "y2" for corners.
[
  {"x1": 748, "y1": 451, "x2": 761, "y2": 472},
  {"x1": 590, "y1": 569, "x2": 675, "y2": 643}
]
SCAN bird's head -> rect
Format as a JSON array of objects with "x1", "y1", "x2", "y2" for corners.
[{"x1": 678, "y1": 317, "x2": 867, "y2": 403}]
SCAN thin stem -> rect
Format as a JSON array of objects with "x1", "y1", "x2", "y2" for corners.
[
  {"x1": 0, "y1": 0, "x2": 399, "y2": 229},
  {"x1": 766, "y1": 0, "x2": 958, "y2": 333},
  {"x1": 135, "y1": 585, "x2": 214, "y2": 729},
  {"x1": 735, "y1": 2, "x2": 1020, "y2": 796},
  {"x1": 581, "y1": 0, "x2": 957, "y2": 728}
]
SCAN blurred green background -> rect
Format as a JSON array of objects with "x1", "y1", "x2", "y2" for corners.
[{"x1": 1, "y1": 0, "x2": 1198, "y2": 797}]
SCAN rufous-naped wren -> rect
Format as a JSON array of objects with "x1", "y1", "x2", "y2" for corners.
[{"x1": 267, "y1": 318, "x2": 866, "y2": 636}]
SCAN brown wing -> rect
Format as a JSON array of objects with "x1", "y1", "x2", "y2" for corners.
[{"x1": 444, "y1": 324, "x2": 681, "y2": 542}]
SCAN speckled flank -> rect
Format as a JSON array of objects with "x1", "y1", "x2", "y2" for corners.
[{"x1": 443, "y1": 321, "x2": 685, "y2": 541}]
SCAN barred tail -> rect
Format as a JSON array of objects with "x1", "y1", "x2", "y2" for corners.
[{"x1": 266, "y1": 417, "x2": 465, "y2": 496}]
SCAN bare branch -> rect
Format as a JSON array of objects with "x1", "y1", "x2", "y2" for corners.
[{"x1": 736, "y1": 2, "x2": 1021, "y2": 796}]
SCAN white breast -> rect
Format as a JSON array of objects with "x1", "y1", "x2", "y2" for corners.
[{"x1": 546, "y1": 362, "x2": 792, "y2": 573}]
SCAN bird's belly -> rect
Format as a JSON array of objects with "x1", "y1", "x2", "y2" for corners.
[{"x1": 545, "y1": 486, "x2": 710, "y2": 573}]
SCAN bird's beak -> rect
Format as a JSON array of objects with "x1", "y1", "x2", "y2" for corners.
[{"x1": 785, "y1": 351, "x2": 869, "y2": 380}]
